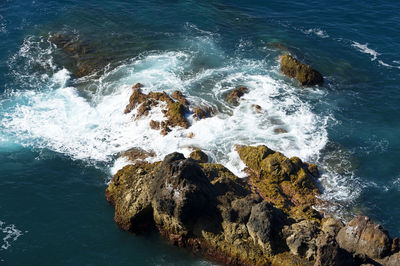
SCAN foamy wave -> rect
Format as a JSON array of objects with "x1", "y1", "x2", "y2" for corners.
[
  {"x1": 0, "y1": 220, "x2": 24, "y2": 250},
  {"x1": 304, "y1": 28, "x2": 329, "y2": 38},
  {"x1": 351, "y1": 42, "x2": 379, "y2": 61},
  {"x1": 1, "y1": 34, "x2": 361, "y2": 212}
]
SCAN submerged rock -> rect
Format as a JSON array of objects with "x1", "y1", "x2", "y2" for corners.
[
  {"x1": 280, "y1": 55, "x2": 323, "y2": 86},
  {"x1": 50, "y1": 33, "x2": 111, "y2": 78}
]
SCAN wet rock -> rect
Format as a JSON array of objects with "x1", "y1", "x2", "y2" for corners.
[
  {"x1": 124, "y1": 87, "x2": 190, "y2": 134},
  {"x1": 283, "y1": 220, "x2": 320, "y2": 260},
  {"x1": 119, "y1": 148, "x2": 155, "y2": 163},
  {"x1": 171, "y1": 90, "x2": 189, "y2": 106},
  {"x1": 252, "y1": 104, "x2": 263, "y2": 113},
  {"x1": 226, "y1": 86, "x2": 249, "y2": 105},
  {"x1": 192, "y1": 105, "x2": 215, "y2": 120},
  {"x1": 150, "y1": 120, "x2": 160, "y2": 130},
  {"x1": 321, "y1": 217, "x2": 344, "y2": 237},
  {"x1": 274, "y1": 128, "x2": 288, "y2": 134},
  {"x1": 336, "y1": 216, "x2": 391, "y2": 259},
  {"x1": 189, "y1": 149, "x2": 208, "y2": 163},
  {"x1": 247, "y1": 201, "x2": 287, "y2": 255},
  {"x1": 107, "y1": 146, "x2": 400, "y2": 265},
  {"x1": 280, "y1": 54, "x2": 323, "y2": 86}
]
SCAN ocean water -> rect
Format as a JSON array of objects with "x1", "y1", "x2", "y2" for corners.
[{"x1": 1, "y1": 0, "x2": 400, "y2": 264}]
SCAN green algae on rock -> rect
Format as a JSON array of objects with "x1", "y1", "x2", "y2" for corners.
[
  {"x1": 280, "y1": 55, "x2": 323, "y2": 86},
  {"x1": 106, "y1": 147, "x2": 400, "y2": 265},
  {"x1": 235, "y1": 145, "x2": 321, "y2": 222}
]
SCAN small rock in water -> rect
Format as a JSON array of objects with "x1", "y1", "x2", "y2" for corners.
[
  {"x1": 280, "y1": 54, "x2": 323, "y2": 86},
  {"x1": 226, "y1": 86, "x2": 249, "y2": 105},
  {"x1": 274, "y1": 128, "x2": 287, "y2": 134}
]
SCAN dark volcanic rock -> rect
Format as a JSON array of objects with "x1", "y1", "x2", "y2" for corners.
[
  {"x1": 280, "y1": 54, "x2": 323, "y2": 86},
  {"x1": 247, "y1": 201, "x2": 287, "y2": 255}
]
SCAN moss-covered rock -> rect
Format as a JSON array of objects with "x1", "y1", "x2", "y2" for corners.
[
  {"x1": 235, "y1": 145, "x2": 321, "y2": 221},
  {"x1": 280, "y1": 55, "x2": 323, "y2": 86},
  {"x1": 124, "y1": 87, "x2": 190, "y2": 134},
  {"x1": 189, "y1": 149, "x2": 208, "y2": 163},
  {"x1": 226, "y1": 86, "x2": 249, "y2": 105}
]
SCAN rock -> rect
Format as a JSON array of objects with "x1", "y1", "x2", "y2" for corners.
[
  {"x1": 226, "y1": 86, "x2": 249, "y2": 105},
  {"x1": 119, "y1": 148, "x2": 155, "y2": 163},
  {"x1": 124, "y1": 87, "x2": 190, "y2": 134},
  {"x1": 378, "y1": 252, "x2": 400, "y2": 266},
  {"x1": 252, "y1": 104, "x2": 263, "y2": 113},
  {"x1": 321, "y1": 217, "x2": 344, "y2": 237},
  {"x1": 171, "y1": 90, "x2": 189, "y2": 106},
  {"x1": 149, "y1": 120, "x2": 160, "y2": 130},
  {"x1": 274, "y1": 128, "x2": 288, "y2": 134},
  {"x1": 392, "y1": 238, "x2": 400, "y2": 253},
  {"x1": 192, "y1": 105, "x2": 215, "y2": 120},
  {"x1": 314, "y1": 234, "x2": 353, "y2": 266},
  {"x1": 336, "y1": 216, "x2": 391, "y2": 259},
  {"x1": 247, "y1": 201, "x2": 287, "y2": 255},
  {"x1": 235, "y1": 145, "x2": 321, "y2": 221},
  {"x1": 189, "y1": 149, "x2": 208, "y2": 163},
  {"x1": 280, "y1": 54, "x2": 323, "y2": 86},
  {"x1": 283, "y1": 220, "x2": 320, "y2": 260}
]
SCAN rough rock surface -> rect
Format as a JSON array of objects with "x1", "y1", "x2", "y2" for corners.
[
  {"x1": 106, "y1": 152, "x2": 288, "y2": 265},
  {"x1": 106, "y1": 146, "x2": 400, "y2": 265},
  {"x1": 280, "y1": 55, "x2": 323, "y2": 86},
  {"x1": 124, "y1": 85, "x2": 216, "y2": 134},
  {"x1": 226, "y1": 86, "x2": 249, "y2": 105},
  {"x1": 336, "y1": 216, "x2": 391, "y2": 260},
  {"x1": 235, "y1": 145, "x2": 321, "y2": 221},
  {"x1": 124, "y1": 86, "x2": 189, "y2": 134},
  {"x1": 189, "y1": 149, "x2": 208, "y2": 163},
  {"x1": 119, "y1": 148, "x2": 155, "y2": 163}
]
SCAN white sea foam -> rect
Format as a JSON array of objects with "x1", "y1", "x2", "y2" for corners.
[
  {"x1": 351, "y1": 42, "x2": 379, "y2": 61},
  {"x1": 304, "y1": 28, "x2": 329, "y2": 38},
  {"x1": 0, "y1": 220, "x2": 24, "y2": 250},
  {"x1": 1, "y1": 34, "x2": 360, "y2": 212}
]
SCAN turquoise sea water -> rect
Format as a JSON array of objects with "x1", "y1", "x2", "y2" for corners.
[{"x1": 1, "y1": 0, "x2": 400, "y2": 264}]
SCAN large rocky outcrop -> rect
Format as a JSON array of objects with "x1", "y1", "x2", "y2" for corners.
[
  {"x1": 106, "y1": 146, "x2": 400, "y2": 265},
  {"x1": 280, "y1": 55, "x2": 323, "y2": 86}
]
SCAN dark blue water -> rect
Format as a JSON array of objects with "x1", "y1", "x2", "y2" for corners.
[{"x1": 1, "y1": 0, "x2": 400, "y2": 264}]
